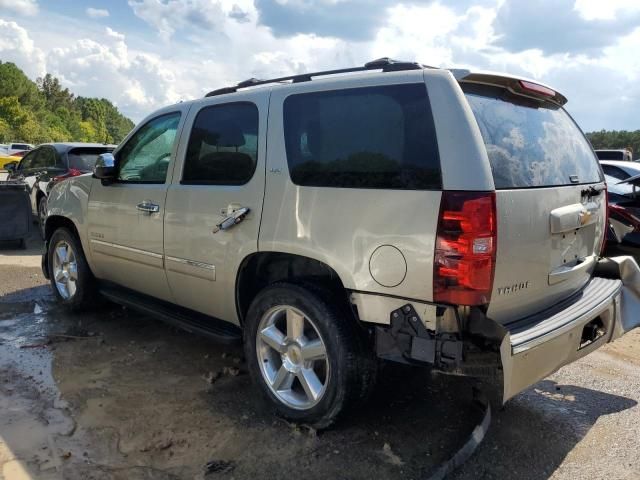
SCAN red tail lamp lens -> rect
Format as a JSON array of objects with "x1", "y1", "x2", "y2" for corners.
[
  {"x1": 53, "y1": 168, "x2": 83, "y2": 183},
  {"x1": 434, "y1": 191, "x2": 497, "y2": 305}
]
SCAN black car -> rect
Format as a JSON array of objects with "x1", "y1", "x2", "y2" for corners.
[{"x1": 8, "y1": 143, "x2": 115, "y2": 237}]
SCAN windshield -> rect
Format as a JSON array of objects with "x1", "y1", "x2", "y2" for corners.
[
  {"x1": 463, "y1": 84, "x2": 602, "y2": 189},
  {"x1": 67, "y1": 147, "x2": 112, "y2": 171}
]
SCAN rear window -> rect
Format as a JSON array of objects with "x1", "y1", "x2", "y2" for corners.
[
  {"x1": 283, "y1": 83, "x2": 441, "y2": 190},
  {"x1": 12, "y1": 144, "x2": 31, "y2": 151},
  {"x1": 68, "y1": 148, "x2": 112, "y2": 171},
  {"x1": 463, "y1": 84, "x2": 602, "y2": 189}
]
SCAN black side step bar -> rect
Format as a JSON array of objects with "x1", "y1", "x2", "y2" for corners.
[{"x1": 100, "y1": 286, "x2": 242, "y2": 344}]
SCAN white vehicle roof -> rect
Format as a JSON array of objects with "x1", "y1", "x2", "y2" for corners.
[{"x1": 600, "y1": 160, "x2": 640, "y2": 171}]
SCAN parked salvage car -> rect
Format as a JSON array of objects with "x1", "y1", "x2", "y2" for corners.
[
  {"x1": 599, "y1": 160, "x2": 640, "y2": 255},
  {"x1": 6, "y1": 142, "x2": 34, "y2": 157},
  {"x1": 8, "y1": 143, "x2": 114, "y2": 238},
  {"x1": 41, "y1": 58, "x2": 640, "y2": 428},
  {"x1": 596, "y1": 149, "x2": 633, "y2": 162}
]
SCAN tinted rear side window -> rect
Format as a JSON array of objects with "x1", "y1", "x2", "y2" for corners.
[
  {"x1": 463, "y1": 84, "x2": 602, "y2": 189},
  {"x1": 183, "y1": 102, "x2": 258, "y2": 185},
  {"x1": 283, "y1": 83, "x2": 441, "y2": 190},
  {"x1": 68, "y1": 148, "x2": 112, "y2": 171}
]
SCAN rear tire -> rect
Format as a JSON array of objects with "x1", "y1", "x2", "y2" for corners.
[
  {"x1": 244, "y1": 282, "x2": 376, "y2": 429},
  {"x1": 47, "y1": 227, "x2": 96, "y2": 311}
]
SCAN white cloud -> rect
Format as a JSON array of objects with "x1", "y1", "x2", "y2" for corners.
[
  {"x1": 44, "y1": 27, "x2": 182, "y2": 119},
  {"x1": 128, "y1": 0, "x2": 227, "y2": 41},
  {"x1": 574, "y1": 0, "x2": 640, "y2": 21},
  {"x1": 0, "y1": 0, "x2": 38, "y2": 16},
  {"x1": 1, "y1": 1, "x2": 639, "y2": 132},
  {"x1": 86, "y1": 7, "x2": 110, "y2": 18},
  {"x1": 371, "y1": 4, "x2": 461, "y2": 67},
  {"x1": 0, "y1": 19, "x2": 182, "y2": 120},
  {"x1": 0, "y1": 19, "x2": 45, "y2": 77}
]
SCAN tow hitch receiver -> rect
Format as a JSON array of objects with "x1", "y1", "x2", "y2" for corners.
[{"x1": 580, "y1": 318, "x2": 606, "y2": 349}]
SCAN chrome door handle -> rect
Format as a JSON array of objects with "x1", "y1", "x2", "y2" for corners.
[
  {"x1": 213, "y1": 207, "x2": 250, "y2": 233},
  {"x1": 136, "y1": 201, "x2": 160, "y2": 214}
]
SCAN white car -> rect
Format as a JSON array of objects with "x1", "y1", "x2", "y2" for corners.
[
  {"x1": 7, "y1": 143, "x2": 34, "y2": 156},
  {"x1": 600, "y1": 160, "x2": 640, "y2": 196}
]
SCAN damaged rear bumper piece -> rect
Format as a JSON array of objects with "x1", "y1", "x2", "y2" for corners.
[{"x1": 369, "y1": 256, "x2": 640, "y2": 403}]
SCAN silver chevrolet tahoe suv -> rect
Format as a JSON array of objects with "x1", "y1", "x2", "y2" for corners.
[{"x1": 42, "y1": 58, "x2": 639, "y2": 428}]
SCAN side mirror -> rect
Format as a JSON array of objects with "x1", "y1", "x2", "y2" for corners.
[
  {"x1": 5, "y1": 162, "x2": 17, "y2": 173},
  {"x1": 93, "y1": 153, "x2": 116, "y2": 181}
]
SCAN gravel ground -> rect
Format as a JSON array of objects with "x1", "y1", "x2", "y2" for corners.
[{"x1": 0, "y1": 232, "x2": 639, "y2": 479}]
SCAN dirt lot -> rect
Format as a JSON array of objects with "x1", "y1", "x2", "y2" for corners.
[{"x1": 1, "y1": 233, "x2": 639, "y2": 480}]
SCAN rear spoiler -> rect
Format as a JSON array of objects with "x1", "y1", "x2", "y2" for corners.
[{"x1": 450, "y1": 69, "x2": 568, "y2": 107}]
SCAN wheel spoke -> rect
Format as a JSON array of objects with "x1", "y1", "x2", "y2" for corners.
[
  {"x1": 68, "y1": 263, "x2": 78, "y2": 281},
  {"x1": 67, "y1": 278, "x2": 77, "y2": 297},
  {"x1": 54, "y1": 270, "x2": 65, "y2": 282},
  {"x1": 259, "y1": 325, "x2": 287, "y2": 353},
  {"x1": 55, "y1": 245, "x2": 67, "y2": 264},
  {"x1": 298, "y1": 368, "x2": 323, "y2": 402},
  {"x1": 286, "y1": 309, "x2": 304, "y2": 341},
  {"x1": 301, "y1": 339, "x2": 326, "y2": 362},
  {"x1": 271, "y1": 366, "x2": 294, "y2": 391}
]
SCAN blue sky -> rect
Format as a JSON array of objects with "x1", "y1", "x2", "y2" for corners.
[{"x1": 0, "y1": 0, "x2": 639, "y2": 132}]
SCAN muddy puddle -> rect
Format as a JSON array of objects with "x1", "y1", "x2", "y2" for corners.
[
  {"x1": 3, "y1": 259, "x2": 638, "y2": 480},
  {"x1": 0, "y1": 283, "x2": 483, "y2": 480}
]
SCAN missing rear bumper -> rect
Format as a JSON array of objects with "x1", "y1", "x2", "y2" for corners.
[{"x1": 375, "y1": 303, "x2": 501, "y2": 376}]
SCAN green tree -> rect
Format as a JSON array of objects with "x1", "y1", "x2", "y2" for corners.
[
  {"x1": 586, "y1": 130, "x2": 640, "y2": 159},
  {"x1": 0, "y1": 62, "x2": 135, "y2": 145}
]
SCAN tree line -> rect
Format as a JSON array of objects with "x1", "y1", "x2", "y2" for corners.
[
  {"x1": 0, "y1": 61, "x2": 134, "y2": 145},
  {"x1": 586, "y1": 130, "x2": 638, "y2": 159}
]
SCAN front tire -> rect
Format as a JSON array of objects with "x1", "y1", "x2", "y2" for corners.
[
  {"x1": 48, "y1": 227, "x2": 96, "y2": 311},
  {"x1": 244, "y1": 282, "x2": 376, "y2": 429}
]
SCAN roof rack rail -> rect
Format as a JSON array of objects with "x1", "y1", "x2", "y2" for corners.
[{"x1": 205, "y1": 57, "x2": 430, "y2": 97}]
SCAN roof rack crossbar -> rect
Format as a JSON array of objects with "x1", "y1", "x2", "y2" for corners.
[{"x1": 204, "y1": 57, "x2": 430, "y2": 97}]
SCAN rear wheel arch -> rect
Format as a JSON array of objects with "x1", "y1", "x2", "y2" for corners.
[{"x1": 235, "y1": 252, "x2": 351, "y2": 327}]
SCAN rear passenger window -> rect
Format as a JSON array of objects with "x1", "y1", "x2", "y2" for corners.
[
  {"x1": 183, "y1": 103, "x2": 258, "y2": 185},
  {"x1": 601, "y1": 164, "x2": 629, "y2": 181},
  {"x1": 283, "y1": 84, "x2": 441, "y2": 190}
]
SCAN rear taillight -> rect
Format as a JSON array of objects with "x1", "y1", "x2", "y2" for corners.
[
  {"x1": 434, "y1": 191, "x2": 497, "y2": 306},
  {"x1": 52, "y1": 168, "x2": 83, "y2": 184}
]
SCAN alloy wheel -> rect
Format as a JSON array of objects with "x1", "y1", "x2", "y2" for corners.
[
  {"x1": 256, "y1": 306, "x2": 330, "y2": 410},
  {"x1": 52, "y1": 240, "x2": 78, "y2": 299}
]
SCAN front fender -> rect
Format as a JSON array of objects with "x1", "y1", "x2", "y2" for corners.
[{"x1": 45, "y1": 174, "x2": 94, "y2": 265}]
